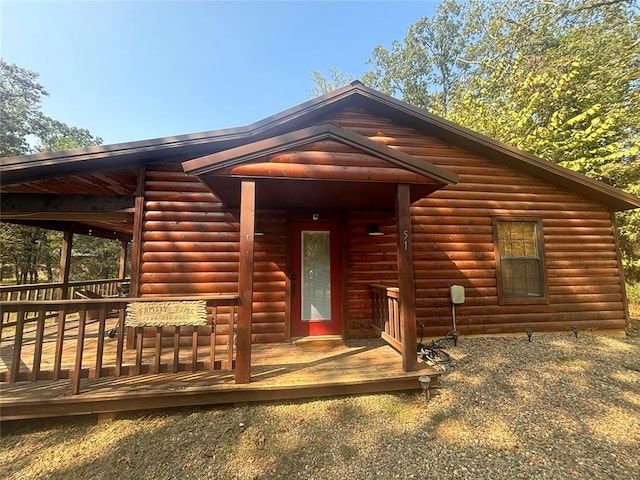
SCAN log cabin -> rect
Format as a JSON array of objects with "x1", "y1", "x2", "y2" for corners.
[{"x1": 2, "y1": 81, "x2": 639, "y2": 383}]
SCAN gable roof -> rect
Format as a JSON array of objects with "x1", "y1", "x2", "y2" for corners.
[
  {"x1": 2, "y1": 81, "x2": 639, "y2": 210},
  {"x1": 182, "y1": 122, "x2": 458, "y2": 209},
  {"x1": 183, "y1": 122, "x2": 458, "y2": 184}
]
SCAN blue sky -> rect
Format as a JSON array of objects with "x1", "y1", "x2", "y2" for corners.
[{"x1": 2, "y1": 1, "x2": 438, "y2": 146}]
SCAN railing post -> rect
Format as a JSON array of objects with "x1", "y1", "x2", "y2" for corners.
[
  {"x1": 72, "y1": 310, "x2": 87, "y2": 395},
  {"x1": 10, "y1": 306, "x2": 26, "y2": 383},
  {"x1": 59, "y1": 230, "x2": 73, "y2": 300}
]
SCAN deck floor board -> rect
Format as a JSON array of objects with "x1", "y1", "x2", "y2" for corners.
[{"x1": 1, "y1": 329, "x2": 439, "y2": 420}]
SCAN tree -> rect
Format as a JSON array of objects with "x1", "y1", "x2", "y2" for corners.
[
  {"x1": 365, "y1": 0, "x2": 475, "y2": 115},
  {"x1": 70, "y1": 235, "x2": 122, "y2": 281},
  {"x1": 309, "y1": 69, "x2": 357, "y2": 98},
  {"x1": 32, "y1": 113, "x2": 103, "y2": 152},
  {"x1": 446, "y1": 0, "x2": 640, "y2": 280},
  {"x1": 0, "y1": 225, "x2": 59, "y2": 284},
  {"x1": 1, "y1": 60, "x2": 104, "y2": 284},
  {"x1": 0, "y1": 60, "x2": 48, "y2": 157},
  {"x1": 0, "y1": 59, "x2": 102, "y2": 157},
  {"x1": 447, "y1": 1, "x2": 639, "y2": 177},
  {"x1": 311, "y1": 0, "x2": 640, "y2": 280}
]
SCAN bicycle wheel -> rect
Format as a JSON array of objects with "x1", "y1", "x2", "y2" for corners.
[{"x1": 433, "y1": 348, "x2": 452, "y2": 363}]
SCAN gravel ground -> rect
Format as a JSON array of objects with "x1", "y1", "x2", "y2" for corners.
[{"x1": 1, "y1": 315, "x2": 639, "y2": 480}]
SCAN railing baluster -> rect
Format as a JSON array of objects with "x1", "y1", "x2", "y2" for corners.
[
  {"x1": 387, "y1": 296, "x2": 394, "y2": 338},
  {"x1": 394, "y1": 300, "x2": 401, "y2": 342},
  {"x1": 115, "y1": 306, "x2": 125, "y2": 377},
  {"x1": 95, "y1": 306, "x2": 107, "y2": 379},
  {"x1": 210, "y1": 306, "x2": 217, "y2": 370},
  {"x1": 192, "y1": 327, "x2": 198, "y2": 372},
  {"x1": 135, "y1": 327, "x2": 143, "y2": 376},
  {"x1": 173, "y1": 326, "x2": 180, "y2": 373},
  {"x1": 32, "y1": 309, "x2": 47, "y2": 381},
  {"x1": 155, "y1": 327, "x2": 162, "y2": 374},
  {"x1": 228, "y1": 305, "x2": 235, "y2": 369},
  {"x1": 0, "y1": 305, "x2": 5, "y2": 337},
  {"x1": 53, "y1": 308, "x2": 67, "y2": 380},
  {"x1": 72, "y1": 310, "x2": 87, "y2": 395},
  {"x1": 10, "y1": 306, "x2": 26, "y2": 383}
]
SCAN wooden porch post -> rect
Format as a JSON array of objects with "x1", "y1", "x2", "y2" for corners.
[
  {"x1": 129, "y1": 167, "x2": 146, "y2": 298},
  {"x1": 236, "y1": 180, "x2": 256, "y2": 384},
  {"x1": 59, "y1": 229, "x2": 73, "y2": 299},
  {"x1": 127, "y1": 167, "x2": 146, "y2": 350},
  {"x1": 396, "y1": 184, "x2": 417, "y2": 372}
]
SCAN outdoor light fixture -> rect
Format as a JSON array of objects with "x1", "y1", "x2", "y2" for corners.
[
  {"x1": 526, "y1": 327, "x2": 533, "y2": 342},
  {"x1": 571, "y1": 325, "x2": 579, "y2": 338},
  {"x1": 367, "y1": 223, "x2": 384, "y2": 236},
  {"x1": 418, "y1": 375, "x2": 432, "y2": 402}
]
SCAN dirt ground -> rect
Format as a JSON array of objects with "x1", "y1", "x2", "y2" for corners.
[{"x1": 1, "y1": 309, "x2": 639, "y2": 480}]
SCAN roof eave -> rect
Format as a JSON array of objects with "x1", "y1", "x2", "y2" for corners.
[
  {"x1": 348, "y1": 85, "x2": 640, "y2": 211},
  {"x1": 2, "y1": 80, "x2": 638, "y2": 211}
]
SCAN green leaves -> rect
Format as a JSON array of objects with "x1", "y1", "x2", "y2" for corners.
[
  {"x1": 310, "y1": 0, "x2": 639, "y2": 279},
  {"x1": 0, "y1": 60, "x2": 48, "y2": 157},
  {"x1": 1, "y1": 61, "x2": 106, "y2": 284},
  {"x1": 0, "y1": 224, "x2": 60, "y2": 284},
  {"x1": 0, "y1": 59, "x2": 102, "y2": 157}
]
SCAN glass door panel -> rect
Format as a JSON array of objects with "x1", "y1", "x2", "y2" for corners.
[
  {"x1": 291, "y1": 222, "x2": 342, "y2": 337},
  {"x1": 301, "y1": 231, "x2": 331, "y2": 321}
]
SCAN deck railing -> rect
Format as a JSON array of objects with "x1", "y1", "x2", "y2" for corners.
[
  {"x1": 0, "y1": 278, "x2": 129, "y2": 302},
  {"x1": 370, "y1": 284, "x2": 402, "y2": 352},
  {"x1": 0, "y1": 295, "x2": 239, "y2": 395}
]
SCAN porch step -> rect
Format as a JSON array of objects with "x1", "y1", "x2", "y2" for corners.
[{"x1": 294, "y1": 335, "x2": 345, "y2": 352}]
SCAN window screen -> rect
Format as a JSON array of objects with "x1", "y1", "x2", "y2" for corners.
[{"x1": 496, "y1": 221, "x2": 544, "y2": 298}]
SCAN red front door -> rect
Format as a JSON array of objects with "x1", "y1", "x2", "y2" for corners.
[{"x1": 291, "y1": 222, "x2": 342, "y2": 337}]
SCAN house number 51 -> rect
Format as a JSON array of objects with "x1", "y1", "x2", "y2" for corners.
[{"x1": 403, "y1": 230, "x2": 409, "y2": 250}]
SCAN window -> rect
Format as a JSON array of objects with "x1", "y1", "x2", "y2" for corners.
[{"x1": 493, "y1": 218, "x2": 547, "y2": 304}]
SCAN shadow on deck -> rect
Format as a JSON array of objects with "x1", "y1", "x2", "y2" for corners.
[{"x1": 0, "y1": 340, "x2": 440, "y2": 421}]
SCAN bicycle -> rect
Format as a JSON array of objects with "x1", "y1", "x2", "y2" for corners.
[{"x1": 416, "y1": 325, "x2": 457, "y2": 365}]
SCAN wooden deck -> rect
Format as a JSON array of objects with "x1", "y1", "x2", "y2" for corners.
[{"x1": 0, "y1": 338, "x2": 439, "y2": 421}]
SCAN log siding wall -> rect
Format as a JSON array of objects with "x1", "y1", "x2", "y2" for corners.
[
  {"x1": 140, "y1": 164, "x2": 288, "y2": 343},
  {"x1": 137, "y1": 106, "x2": 626, "y2": 342},
  {"x1": 328, "y1": 108, "x2": 625, "y2": 337}
]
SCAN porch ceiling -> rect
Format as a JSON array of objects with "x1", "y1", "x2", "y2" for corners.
[
  {"x1": 0, "y1": 169, "x2": 138, "y2": 240},
  {"x1": 201, "y1": 176, "x2": 443, "y2": 210},
  {"x1": 183, "y1": 123, "x2": 459, "y2": 210}
]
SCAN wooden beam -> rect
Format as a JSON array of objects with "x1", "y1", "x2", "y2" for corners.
[
  {"x1": 224, "y1": 163, "x2": 438, "y2": 183},
  {"x1": 129, "y1": 168, "x2": 146, "y2": 298},
  {"x1": 0, "y1": 220, "x2": 132, "y2": 241},
  {"x1": 59, "y1": 229, "x2": 73, "y2": 300},
  {"x1": 127, "y1": 168, "x2": 146, "y2": 350},
  {"x1": 0, "y1": 212, "x2": 132, "y2": 222},
  {"x1": 0, "y1": 194, "x2": 135, "y2": 213},
  {"x1": 119, "y1": 240, "x2": 129, "y2": 279},
  {"x1": 236, "y1": 180, "x2": 256, "y2": 384},
  {"x1": 396, "y1": 184, "x2": 417, "y2": 372}
]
